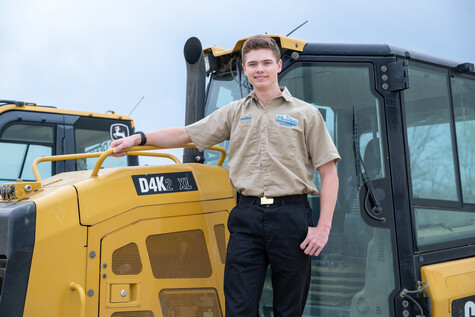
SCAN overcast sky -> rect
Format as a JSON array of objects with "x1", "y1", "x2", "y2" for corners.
[{"x1": 1, "y1": 0, "x2": 474, "y2": 162}]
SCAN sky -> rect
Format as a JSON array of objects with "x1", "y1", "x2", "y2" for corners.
[{"x1": 1, "y1": 0, "x2": 474, "y2": 163}]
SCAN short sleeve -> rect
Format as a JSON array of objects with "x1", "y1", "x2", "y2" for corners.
[
  {"x1": 185, "y1": 102, "x2": 235, "y2": 152},
  {"x1": 306, "y1": 107, "x2": 341, "y2": 169}
]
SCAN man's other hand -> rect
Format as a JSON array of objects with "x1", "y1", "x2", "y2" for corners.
[{"x1": 300, "y1": 225, "x2": 331, "y2": 257}]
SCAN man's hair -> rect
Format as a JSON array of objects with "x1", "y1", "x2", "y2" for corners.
[{"x1": 242, "y1": 35, "x2": 281, "y2": 63}]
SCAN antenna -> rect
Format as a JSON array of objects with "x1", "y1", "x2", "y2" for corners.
[
  {"x1": 286, "y1": 20, "x2": 308, "y2": 37},
  {"x1": 129, "y1": 96, "x2": 144, "y2": 116}
]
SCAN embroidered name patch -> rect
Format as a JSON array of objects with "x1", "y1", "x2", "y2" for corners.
[{"x1": 275, "y1": 114, "x2": 298, "y2": 127}]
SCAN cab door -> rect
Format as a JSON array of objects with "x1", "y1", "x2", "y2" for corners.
[
  {"x1": 272, "y1": 58, "x2": 399, "y2": 317},
  {"x1": 201, "y1": 54, "x2": 405, "y2": 316}
]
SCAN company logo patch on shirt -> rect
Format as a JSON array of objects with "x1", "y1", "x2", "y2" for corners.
[
  {"x1": 240, "y1": 116, "x2": 251, "y2": 121},
  {"x1": 132, "y1": 171, "x2": 198, "y2": 195},
  {"x1": 275, "y1": 114, "x2": 298, "y2": 127}
]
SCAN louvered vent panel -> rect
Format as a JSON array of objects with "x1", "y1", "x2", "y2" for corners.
[
  {"x1": 213, "y1": 224, "x2": 226, "y2": 264},
  {"x1": 159, "y1": 288, "x2": 222, "y2": 317},
  {"x1": 112, "y1": 242, "x2": 143, "y2": 275},
  {"x1": 146, "y1": 230, "x2": 212, "y2": 279}
]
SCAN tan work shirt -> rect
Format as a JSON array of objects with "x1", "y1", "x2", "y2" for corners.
[{"x1": 185, "y1": 87, "x2": 340, "y2": 197}]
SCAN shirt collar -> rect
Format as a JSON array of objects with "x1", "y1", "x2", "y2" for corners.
[{"x1": 244, "y1": 86, "x2": 292, "y2": 106}]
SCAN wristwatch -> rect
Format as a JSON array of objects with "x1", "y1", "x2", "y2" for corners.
[{"x1": 135, "y1": 131, "x2": 147, "y2": 146}]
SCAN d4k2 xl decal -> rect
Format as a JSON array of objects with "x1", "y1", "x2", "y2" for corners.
[{"x1": 132, "y1": 171, "x2": 198, "y2": 195}]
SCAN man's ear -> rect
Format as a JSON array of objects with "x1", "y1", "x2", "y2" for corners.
[
  {"x1": 242, "y1": 63, "x2": 247, "y2": 76},
  {"x1": 277, "y1": 59, "x2": 282, "y2": 73}
]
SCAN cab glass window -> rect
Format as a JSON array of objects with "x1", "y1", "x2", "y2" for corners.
[
  {"x1": 0, "y1": 124, "x2": 53, "y2": 184},
  {"x1": 1, "y1": 123, "x2": 53, "y2": 142},
  {"x1": 203, "y1": 71, "x2": 251, "y2": 167},
  {"x1": 275, "y1": 62, "x2": 394, "y2": 317},
  {"x1": 406, "y1": 64, "x2": 475, "y2": 251},
  {"x1": 402, "y1": 62, "x2": 457, "y2": 201},
  {"x1": 451, "y1": 76, "x2": 475, "y2": 203},
  {"x1": 205, "y1": 72, "x2": 250, "y2": 114},
  {"x1": 415, "y1": 208, "x2": 475, "y2": 249},
  {"x1": 75, "y1": 128, "x2": 127, "y2": 170}
]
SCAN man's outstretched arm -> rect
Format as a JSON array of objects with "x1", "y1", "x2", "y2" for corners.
[{"x1": 110, "y1": 127, "x2": 191, "y2": 157}]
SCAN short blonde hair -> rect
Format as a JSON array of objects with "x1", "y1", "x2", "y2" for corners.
[{"x1": 242, "y1": 35, "x2": 281, "y2": 63}]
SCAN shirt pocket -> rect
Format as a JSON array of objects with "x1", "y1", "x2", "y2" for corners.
[
  {"x1": 269, "y1": 122, "x2": 297, "y2": 161},
  {"x1": 230, "y1": 120, "x2": 258, "y2": 158}
]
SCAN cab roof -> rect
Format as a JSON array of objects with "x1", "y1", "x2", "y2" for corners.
[
  {"x1": 203, "y1": 34, "x2": 473, "y2": 74},
  {"x1": 203, "y1": 34, "x2": 307, "y2": 57}
]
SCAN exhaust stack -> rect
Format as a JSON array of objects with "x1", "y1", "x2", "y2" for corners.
[{"x1": 183, "y1": 37, "x2": 206, "y2": 163}]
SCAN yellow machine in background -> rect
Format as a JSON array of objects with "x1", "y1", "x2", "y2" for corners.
[
  {"x1": 0, "y1": 145, "x2": 235, "y2": 317},
  {"x1": 0, "y1": 99, "x2": 138, "y2": 185}
]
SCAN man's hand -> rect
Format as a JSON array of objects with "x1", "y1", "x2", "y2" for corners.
[
  {"x1": 110, "y1": 134, "x2": 141, "y2": 157},
  {"x1": 300, "y1": 225, "x2": 331, "y2": 256}
]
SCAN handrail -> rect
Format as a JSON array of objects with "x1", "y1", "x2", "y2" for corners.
[
  {"x1": 68, "y1": 282, "x2": 86, "y2": 317},
  {"x1": 31, "y1": 143, "x2": 226, "y2": 181},
  {"x1": 32, "y1": 151, "x2": 180, "y2": 182},
  {"x1": 32, "y1": 152, "x2": 104, "y2": 182},
  {"x1": 90, "y1": 144, "x2": 226, "y2": 177}
]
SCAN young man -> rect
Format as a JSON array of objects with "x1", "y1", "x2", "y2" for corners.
[{"x1": 111, "y1": 35, "x2": 340, "y2": 316}]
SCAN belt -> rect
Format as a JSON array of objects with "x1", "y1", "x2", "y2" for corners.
[{"x1": 237, "y1": 193, "x2": 307, "y2": 206}]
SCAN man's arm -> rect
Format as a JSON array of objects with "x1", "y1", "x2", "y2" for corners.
[
  {"x1": 300, "y1": 160, "x2": 339, "y2": 256},
  {"x1": 110, "y1": 127, "x2": 191, "y2": 157}
]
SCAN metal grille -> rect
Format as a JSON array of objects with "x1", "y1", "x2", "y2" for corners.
[
  {"x1": 0, "y1": 254, "x2": 6, "y2": 297},
  {"x1": 146, "y1": 230, "x2": 212, "y2": 279},
  {"x1": 213, "y1": 224, "x2": 226, "y2": 264},
  {"x1": 111, "y1": 311, "x2": 154, "y2": 317},
  {"x1": 112, "y1": 243, "x2": 143, "y2": 275},
  {"x1": 159, "y1": 288, "x2": 222, "y2": 317}
]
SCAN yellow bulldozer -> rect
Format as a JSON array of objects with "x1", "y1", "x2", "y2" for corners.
[{"x1": 0, "y1": 145, "x2": 233, "y2": 317}]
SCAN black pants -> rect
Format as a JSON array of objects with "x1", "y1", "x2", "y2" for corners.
[{"x1": 224, "y1": 195, "x2": 313, "y2": 317}]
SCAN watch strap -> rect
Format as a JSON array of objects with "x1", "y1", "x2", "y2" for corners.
[{"x1": 135, "y1": 131, "x2": 147, "y2": 146}]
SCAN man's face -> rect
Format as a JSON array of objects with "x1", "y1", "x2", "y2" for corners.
[{"x1": 242, "y1": 48, "x2": 282, "y2": 91}]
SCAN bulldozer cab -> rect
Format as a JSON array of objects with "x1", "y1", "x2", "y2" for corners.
[{"x1": 187, "y1": 35, "x2": 475, "y2": 317}]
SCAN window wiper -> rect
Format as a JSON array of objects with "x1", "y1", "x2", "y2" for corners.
[{"x1": 353, "y1": 105, "x2": 385, "y2": 222}]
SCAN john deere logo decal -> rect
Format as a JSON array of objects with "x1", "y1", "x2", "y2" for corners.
[{"x1": 110, "y1": 123, "x2": 130, "y2": 140}]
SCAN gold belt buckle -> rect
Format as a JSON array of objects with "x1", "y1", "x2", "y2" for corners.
[{"x1": 260, "y1": 196, "x2": 274, "y2": 205}]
